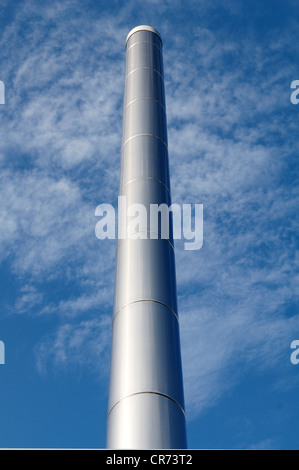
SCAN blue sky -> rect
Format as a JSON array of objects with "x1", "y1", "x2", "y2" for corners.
[{"x1": 0, "y1": 0, "x2": 298, "y2": 449}]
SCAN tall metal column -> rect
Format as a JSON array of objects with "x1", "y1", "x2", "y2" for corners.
[{"x1": 106, "y1": 25, "x2": 187, "y2": 449}]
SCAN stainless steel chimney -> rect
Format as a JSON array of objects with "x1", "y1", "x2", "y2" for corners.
[{"x1": 106, "y1": 25, "x2": 187, "y2": 449}]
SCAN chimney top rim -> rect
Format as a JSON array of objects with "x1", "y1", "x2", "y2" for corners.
[{"x1": 126, "y1": 25, "x2": 162, "y2": 45}]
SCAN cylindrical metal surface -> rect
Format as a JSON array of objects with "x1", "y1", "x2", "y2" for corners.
[{"x1": 106, "y1": 25, "x2": 187, "y2": 449}]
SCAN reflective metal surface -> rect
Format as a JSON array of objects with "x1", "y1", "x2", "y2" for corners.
[
  {"x1": 107, "y1": 25, "x2": 187, "y2": 449},
  {"x1": 120, "y1": 178, "x2": 174, "y2": 241},
  {"x1": 113, "y1": 238, "x2": 177, "y2": 316},
  {"x1": 127, "y1": 30, "x2": 162, "y2": 53},
  {"x1": 108, "y1": 301, "x2": 184, "y2": 409},
  {"x1": 124, "y1": 68, "x2": 165, "y2": 108},
  {"x1": 120, "y1": 135, "x2": 170, "y2": 191},
  {"x1": 123, "y1": 99, "x2": 167, "y2": 147},
  {"x1": 106, "y1": 394, "x2": 186, "y2": 450}
]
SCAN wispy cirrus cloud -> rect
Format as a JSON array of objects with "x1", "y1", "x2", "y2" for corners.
[
  {"x1": 1, "y1": 8, "x2": 125, "y2": 172},
  {"x1": 0, "y1": 171, "x2": 90, "y2": 274},
  {"x1": 0, "y1": 1, "x2": 122, "y2": 312},
  {"x1": 35, "y1": 316, "x2": 111, "y2": 377},
  {"x1": 161, "y1": 15, "x2": 299, "y2": 417}
]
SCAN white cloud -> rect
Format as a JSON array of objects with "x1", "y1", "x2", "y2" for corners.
[
  {"x1": 247, "y1": 438, "x2": 277, "y2": 450},
  {"x1": 161, "y1": 19, "x2": 299, "y2": 418},
  {"x1": 35, "y1": 316, "x2": 112, "y2": 377},
  {"x1": 179, "y1": 292, "x2": 299, "y2": 417},
  {"x1": 0, "y1": 171, "x2": 89, "y2": 273},
  {"x1": 0, "y1": 0, "x2": 125, "y2": 172},
  {"x1": 14, "y1": 284, "x2": 44, "y2": 313}
]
